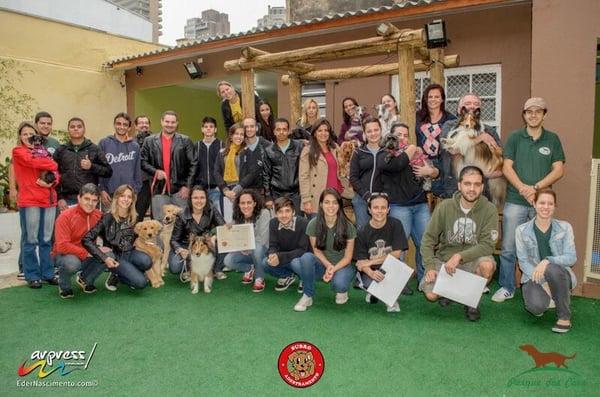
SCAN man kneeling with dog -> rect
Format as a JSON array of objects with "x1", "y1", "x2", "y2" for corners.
[
  {"x1": 53, "y1": 184, "x2": 106, "y2": 298},
  {"x1": 420, "y1": 166, "x2": 498, "y2": 321}
]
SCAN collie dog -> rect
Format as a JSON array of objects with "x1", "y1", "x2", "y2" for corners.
[
  {"x1": 159, "y1": 204, "x2": 182, "y2": 274},
  {"x1": 189, "y1": 234, "x2": 216, "y2": 294},
  {"x1": 375, "y1": 104, "x2": 398, "y2": 137},
  {"x1": 134, "y1": 220, "x2": 164, "y2": 288},
  {"x1": 441, "y1": 108, "x2": 506, "y2": 207}
]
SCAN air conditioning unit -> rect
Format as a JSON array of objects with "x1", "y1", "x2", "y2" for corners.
[{"x1": 584, "y1": 158, "x2": 600, "y2": 281}]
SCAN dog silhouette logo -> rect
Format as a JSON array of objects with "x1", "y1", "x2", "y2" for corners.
[
  {"x1": 519, "y1": 344, "x2": 576, "y2": 369},
  {"x1": 278, "y1": 341, "x2": 324, "y2": 388}
]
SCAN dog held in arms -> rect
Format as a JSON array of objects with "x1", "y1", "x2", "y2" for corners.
[
  {"x1": 188, "y1": 234, "x2": 216, "y2": 294},
  {"x1": 159, "y1": 204, "x2": 182, "y2": 274},
  {"x1": 441, "y1": 108, "x2": 506, "y2": 208},
  {"x1": 337, "y1": 139, "x2": 358, "y2": 179},
  {"x1": 382, "y1": 134, "x2": 434, "y2": 191},
  {"x1": 375, "y1": 103, "x2": 398, "y2": 138},
  {"x1": 134, "y1": 220, "x2": 164, "y2": 288}
]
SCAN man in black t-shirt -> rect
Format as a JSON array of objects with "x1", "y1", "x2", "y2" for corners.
[{"x1": 355, "y1": 193, "x2": 408, "y2": 312}]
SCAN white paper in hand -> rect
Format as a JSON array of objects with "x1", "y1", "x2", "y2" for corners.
[
  {"x1": 366, "y1": 255, "x2": 414, "y2": 307},
  {"x1": 432, "y1": 264, "x2": 487, "y2": 308}
]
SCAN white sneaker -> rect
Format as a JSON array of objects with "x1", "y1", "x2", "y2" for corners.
[
  {"x1": 491, "y1": 287, "x2": 514, "y2": 303},
  {"x1": 335, "y1": 292, "x2": 349, "y2": 305},
  {"x1": 548, "y1": 299, "x2": 556, "y2": 309},
  {"x1": 483, "y1": 286, "x2": 490, "y2": 294},
  {"x1": 294, "y1": 294, "x2": 313, "y2": 312},
  {"x1": 215, "y1": 271, "x2": 227, "y2": 280},
  {"x1": 386, "y1": 301, "x2": 401, "y2": 312}
]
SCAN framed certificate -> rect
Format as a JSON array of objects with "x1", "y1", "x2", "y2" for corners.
[{"x1": 216, "y1": 224, "x2": 256, "y2": 253}]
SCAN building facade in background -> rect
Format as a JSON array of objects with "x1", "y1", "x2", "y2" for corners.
[
  {"x1": 110, "y1": 0, "x2": 162, "y2": 43},
  {"x1": 257, "y1": 5, "x2": 287, "y2": 29},
  {"x1": 183, "y1": 9, "x2": 230, "y2": 41},
  {"x1": 286, "y1": 0, "x2": 394, "y2": 21}
]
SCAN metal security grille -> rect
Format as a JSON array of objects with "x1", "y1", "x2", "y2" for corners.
[
  {"x1": 585, "y1": 159, "x2": 600, "y2": 280},
  {"x1": 392, "y1": 64, "x2": 502, "y2": 136}
]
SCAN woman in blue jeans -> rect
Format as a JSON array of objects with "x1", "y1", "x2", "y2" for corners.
[
  {"x1": 377, "y1": 123, "x2": 430, "y2": 286},
  {"x1": 12, "y1": 122, "x2": 60, "y2": 288},
  {"x1": 516, "y1": 188, "x2": 576, "y2": 333},
  {"x1": 295, "y1": 188, "x2": 357, "y2": 311},
  {"x1": 223, "y1": 189, "x2": 271, "y2": 290},
  {"x1": 83, "y1": 184, "x2": 152, "y2": 290}
]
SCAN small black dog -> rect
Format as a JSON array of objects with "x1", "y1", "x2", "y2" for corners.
[
  {"x1": 382, "y1": 134, "x2": 402, "y2": 163},
  {"x1": 29, "y1": 135, "x2": 56, "y2": 184}
]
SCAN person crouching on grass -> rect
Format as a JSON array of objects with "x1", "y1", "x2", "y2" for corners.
[
  {"x1": 83, "y1": 184, "x2": 152, "y2": 291},
  {"x1": 355, "y1": 193, "x2": 408, "y2": 313},
  {"x1": 295, "y1": 188, "x2": 357, "y2": 311}
]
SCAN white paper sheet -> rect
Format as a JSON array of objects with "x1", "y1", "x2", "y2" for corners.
[
  {"x1": 216, "y1": 224, "x2": 256, "y2": 253},
  {"x1": 366, "y1": 255, "x2": 414, "y2": 307},
  {"x1": 432, "y1": 264, "x2": 487, "y2": 308}
]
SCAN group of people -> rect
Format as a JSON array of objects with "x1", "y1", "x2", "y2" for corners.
[{"x1": 9, "y1": 80, "x2": 575, "y2": 333}]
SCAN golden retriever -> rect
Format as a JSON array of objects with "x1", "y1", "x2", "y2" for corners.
[
  {"x1": 134, "y1": 220, "x2": 164, "y2": 288},
  {"x1": 159, "y1": 204, "x2": 182, "y2": 274}
]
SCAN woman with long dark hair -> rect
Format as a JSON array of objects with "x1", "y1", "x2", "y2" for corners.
[
  {"x1": 83, "y1": 184, "x2": 152, "y2": 291},
  {"x1": 12, "y1": 122, "x2": 60, "y2": 288},
  {"x1": 295, "y1": 188, "x2": 357, "y2": 311},
  {"x1": 214, "y1": 123, "x2": 246, "y2": 222},
  {"x1": 169, "y1": 185, "x2": 226, "y2": 279},
  {"x1": 299, "y1": 118, "x2": 348, "y2": 217},
  {"x1": 338, "y1": 97, "x2": 368, "y2": 144},
  {"x1": 516, "y1": 188, "x2": 576, "y2": 333},
  {"x1": 223, "y1": 189, "x2": 271, "y2": 291},
  {"x1": 257, "y1": 100, "x2": 276, "y2": 142},
  {"x1": 415, "y1": 83, "x2": 456, "y2": 161}
]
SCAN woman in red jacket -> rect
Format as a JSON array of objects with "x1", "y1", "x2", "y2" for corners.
[{"x1": 12, "y1": 122, "x2": 60, "y2": 288}]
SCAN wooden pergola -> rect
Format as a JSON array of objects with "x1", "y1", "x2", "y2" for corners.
[{"x1": 224, "y1": 23, "x2": 459, "y2": 144}]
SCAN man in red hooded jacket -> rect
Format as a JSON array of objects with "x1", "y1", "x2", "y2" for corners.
[{"x1": 53, "y1": 183, "x2": 106, "y2": 298}]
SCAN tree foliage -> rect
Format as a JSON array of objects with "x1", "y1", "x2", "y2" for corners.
[{"x1": 0, "y1": 59, "x2": 36, "y2": 143}]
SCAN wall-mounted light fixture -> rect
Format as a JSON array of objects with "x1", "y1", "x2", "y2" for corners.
[
  {"x1": 136, "y1": 66, "x2": 143, "y2": 77},
  {"x1": 184, "y1": 61, "x2": 205, "y2": 79},
  {"x1": 425, "y1": 20, "x2": 447, "y2": 49}
]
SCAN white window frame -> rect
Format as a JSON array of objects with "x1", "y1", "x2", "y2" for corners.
[{"x1": 392, "y1": 64, "x2": 502, "y2": 135}]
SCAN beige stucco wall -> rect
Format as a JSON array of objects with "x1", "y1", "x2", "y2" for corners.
[
  {"x1": 0, "y1": 9, "x2": 162, "y2": 154},
  {"x1": 531, "y1": 0, "x2": 600, "y2": 297}
]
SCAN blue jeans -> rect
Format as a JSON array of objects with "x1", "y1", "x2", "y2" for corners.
[
  {"x1": 352, "y1": 194, "x2": 370, "y2": 231},
  {"x1": 499, "y1": 202, "x2": 536, "y2": 293},
  {"x1": 259, "y1": 257, "x2": 303, "y2": 279},
  {"x1": 56, "y1": 254, "x2": 106, "y2": 291},
  {"x1": 224, "y1": 245, "x2": 268, "y2": 278},
  {"x1": 298, "y1": 253, "x2": 356, "y2": 297},
  {"x1": 208, "y1": 187, "x2": 222, "y2": 215},
  {"x1": 389, "y1": 202, "x2": 430, "y2": 282},
  {"x1": 20, "y1": 206, "x2": 56, "y2": 281},
  {"x1": 109, "y1": 250, "x2": 152, "y2": 289}
]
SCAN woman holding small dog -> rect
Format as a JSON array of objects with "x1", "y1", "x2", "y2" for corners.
[
  {"x1": 169, "y1": 185, "x2": 226, "y2": 279},
  {"x1": 295, "y1": 188, "x2": 357, "y2": 311},
  {"x1": 83, "y1": 184, "x2": 152, "y2": 291},
  {"x1": 338, "y1": 97, "x2": 368, "y2": 145},
  {"x1": 379, "y1": 94, "x2": 400, "y2": 137},
  {"x1": 223, "y1": 189, "x2": 271, "y2": 291},
  {"x1": 516, "y1": 188, "x2": 576, "y2": 333},
  {"x1": 299, "y1": 119, "x2": 351, "y2": 218},
  {"x1": 12, "y1": 121, "x2": 60, "y2": 288}
]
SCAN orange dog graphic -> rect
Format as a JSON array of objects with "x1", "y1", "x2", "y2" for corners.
[{"x1": 519, "y1": 344, "x2": 576, "y2": 368}]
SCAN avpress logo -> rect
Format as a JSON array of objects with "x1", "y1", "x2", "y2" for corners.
[
  {"x1": 506, "y1": 344, "x2": 585, "y2": 389},
  {"x1": 18, "y1": 343, "x2": 97, "y2": 378}
]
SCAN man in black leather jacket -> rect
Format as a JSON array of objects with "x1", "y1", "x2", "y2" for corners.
[
  {"x1": 140, "y1": 111, "x2": 196, "y2": 221},
  {"x1": 263, "y1": 118, "x2": 302, "y2": 213}
]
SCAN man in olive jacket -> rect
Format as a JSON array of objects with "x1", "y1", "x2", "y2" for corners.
[{"x1": 420, "y1": 166, "x2": 498, "y2": 321}]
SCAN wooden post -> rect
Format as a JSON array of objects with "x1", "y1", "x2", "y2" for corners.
[
  {"x1": 288, "y1": 74, "x2": 302, "y2": 125},
  {"x1": 240, "y1": 69, "x2": 255, "y2": 119},
  {"x1": 429, "y1": 48, "x2": 445, "y2": 88},
  {"x1": 398, "y1": 45, "x2": 416, "y2": 145}
]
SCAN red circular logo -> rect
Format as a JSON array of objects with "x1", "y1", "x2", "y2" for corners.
[{"x1": 278, "y1": 341, "x2": 325, "y2": 388}]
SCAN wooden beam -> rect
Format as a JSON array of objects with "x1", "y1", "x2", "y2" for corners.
[
  {"x1": 376, "y1": 22, "x2": 401, "y2": 37},
  {"x1": 288, "y1": 74, "x2": 302, "y2": 125},
  {"x1": 429, "y1": 48, "x2": 445, "y2": 88},
  {"x1": 280, "y1": 55, "x2": 459, "y2": 84},
  {"x1": 224, "y1": 28, "x2": 424, "y2": 72},
  {"x1": 240, "y1": 69, "x2": 255, "y2": 119},
  {"x1": 241, "y1": 46, "x2": 316, "y2": 74},
  {"x1": 398, "y1": 44, "x2": 416, "y2": 145}
]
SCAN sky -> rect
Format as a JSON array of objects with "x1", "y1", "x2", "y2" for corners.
[{"x1": 161, "y1": 0, "x2": 286, "y2": 46}]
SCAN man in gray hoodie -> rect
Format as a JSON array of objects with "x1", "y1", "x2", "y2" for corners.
[{"x1": 98, "y1": 113, "x2": 142, "y2": 210}]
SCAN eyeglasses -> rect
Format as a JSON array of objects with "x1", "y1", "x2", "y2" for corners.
[{"x1": 368, "y1": 192, "x2": 389, "y2": 204}]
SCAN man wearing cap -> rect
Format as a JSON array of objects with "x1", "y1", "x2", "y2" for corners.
[{"x1": 492, "y1": 97, "x2": 565, "y2": 303}]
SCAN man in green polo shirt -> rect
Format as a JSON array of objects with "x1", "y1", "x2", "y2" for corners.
[{"x1": 492, "y1": 97, "x2": 565, "y2": 303}]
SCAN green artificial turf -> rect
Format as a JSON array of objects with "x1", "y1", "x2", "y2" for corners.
[{"x1": 1, "y1": 273, "x2": 599, "y2": 397}]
